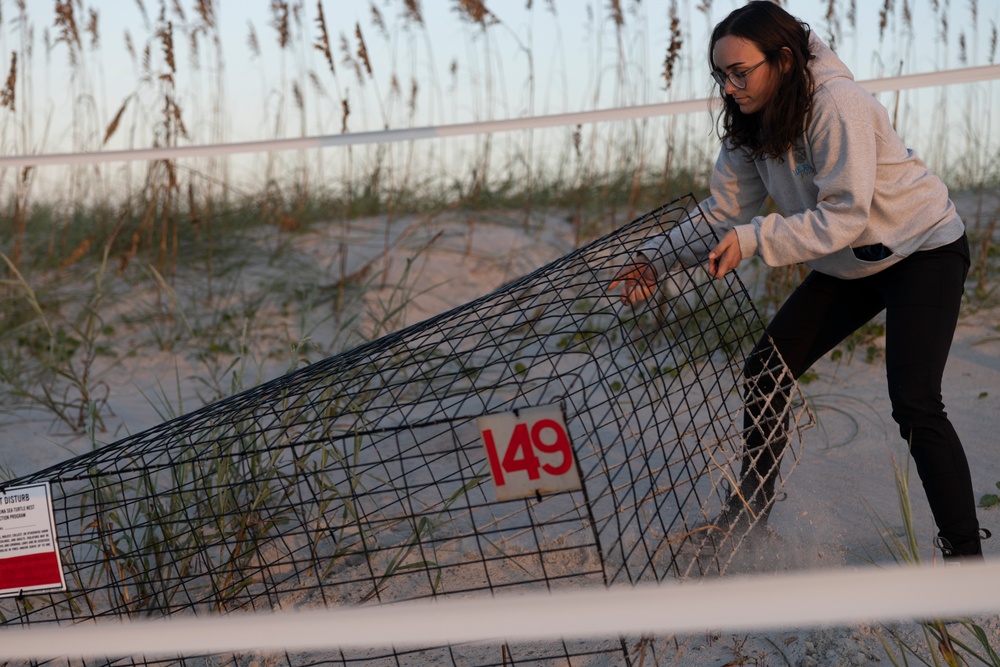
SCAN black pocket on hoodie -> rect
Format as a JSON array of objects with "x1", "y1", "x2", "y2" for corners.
[{"x1": 852, "y1": 243, "x2": 893, "y2": 261}]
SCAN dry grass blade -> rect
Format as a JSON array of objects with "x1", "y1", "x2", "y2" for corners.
[
  {"x1": 370, "y1": 3, "x2": 387, "y2": 40},
  {"x1": 825, "y1": 0, "x2": 839, "y2": 49},
  {"x1": 132, "y1": 0, "x2": 149, "y2": 25},
  {"x1": 124, "y1": 31, "x2": 136, "y2": 63},
  {"x1": 879, "y1": 0, "x2": 891, "y2": 41},
  {"x1": 0, "y1": 250, "x2": 53, "y2": 340},
  {"x1": 355, "y1": 23, "x2": 372, "y2": 78},
  {"x1": 60, "y1": 238, "x2": 91, "y2": 269},
  {"x1": 403, "y1": 0, "x2": 423, "y2": 27},
  {"x1": 54, "y1": 0, "x2": 82, "y2": 66},
  {"x1": 455, "y1": 0, "x2": 498, "y2": 27},
  {"x1": 609, "y1": 0, "x2": 624, "y2": 28},
  {"x1": 157, "y1": 15, "x2": 176, "y2": 77},
  {"x1": 340, "y1": 32, "x2": 362, "y2": 82},
  {"x1": 190, "y1": 26, "x2": 201, "y2": 64},
  {"x1": 103, "y1": 96, "x2": 132, "y2": 146},
  {"x1": 662, "y1": 2, "x2": 682, "y2": 91},
  {"x1": 0, "y1": 52, "x2": 16, "y2": 111},
  {"x1": 171, "y1": 0, "x2": 186, "y2": 23},
  {"x1": 86, "y1": 8, "x2": 99, "y2": 49},
  {"x1": 246, "y1": 22, "x2": 261, "y2": 58},
  {"x1": 195, "y1": 0, "x2": 216, "y2": 30},
  {"x1": 270, "y1": 0, "x2": 290, "y2": 50},
  {"x1": 308, "y1": 69, "x2": 324, "y2": 95},
  {"x1": 142, "y1": 42, "x2": 152, "y2": 80},
  {"x1": 314, "y1": 1, "x2": 335, "y2": 76}
]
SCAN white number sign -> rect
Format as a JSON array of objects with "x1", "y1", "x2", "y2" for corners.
[{"x1": 477, "y1": 404, "x2": 583, "y2": 501}]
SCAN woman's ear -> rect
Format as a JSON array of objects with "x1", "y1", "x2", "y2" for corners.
[{"x1": 778, "y1": 46, "x2": 794, "y2": 74}]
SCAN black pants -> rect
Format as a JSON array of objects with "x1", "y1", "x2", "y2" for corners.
[{"x1": 741, "y1": 234, "x2": 981, "y2": 552}]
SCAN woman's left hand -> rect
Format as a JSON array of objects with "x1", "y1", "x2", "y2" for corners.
[{"x1": 707, "y1": 230, "x2": 743, "y2": 279}]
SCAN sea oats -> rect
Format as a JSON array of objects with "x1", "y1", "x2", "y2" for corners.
[
  {"x1": 355, "y1": 23, "x2": 372, "y2": 78},
  {"x1": 270, "y1": 0, "x2": 289, "y2": 50},
  {"x1": 308, "y1": 69, "x2": 324, "y2": 95},
  {"x1": 340, "y1": 32, "x2": 362, "y2": 82},
  {"x1": 879, "y1": 0, "x2": 891, "y2": 41},
  {"x1": 825, "y1": 0, "x2": 839, "y2": 51},
  {"x1": 53, "y1": 0, "x2": 82, "y2": 67},
  {"x1": 156, "y1": 16, "x2": 176, "y2": 76},
  {"x1": 314, "y1": 1, "x2": 335, "y2": 76},
  {"x1": 86, "y1": 8, "x2": 98, "y2": 49},
  {"x1": 662, "y1": 1, "x2": 682, "y2": 91},
  {"x1": 0, "y1": 52, "x2": 15, "y2": 111},
  {"x1": 370, "y1": 3, "x2": 387, "y2": 40},
  {"x1": 609, "y1": 0, "x2": 624, "y2": 28},
  {"x1": 246, "y1": 22, "x2": 261, "y2": 58},
  {"x1": 195, "y1": 0, "x2": 215, "y2": 30},
  {"x1": 403, "y1": 0, "x2": 423, "y2": 27},
  {"x1": 103, "y1": 96, "x2": 131, "y2": 146},
  {"x1": 455, "y1": 0, "x2": 497, "y2": 27},
  {"x1": 990, "y1": 20, "x2": 997, "y2": 63}
]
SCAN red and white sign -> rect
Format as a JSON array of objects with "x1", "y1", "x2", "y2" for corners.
[
  {"x1": 0, "y1": 483, "x2": 65, "y2": 598},
  {"x1": 477, "y1": 404, "x2": 583, "y2": 501}
]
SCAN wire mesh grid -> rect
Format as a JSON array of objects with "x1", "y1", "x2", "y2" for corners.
[{"x1": 1, "y1": 194, "x2": 813, "y2": 666}]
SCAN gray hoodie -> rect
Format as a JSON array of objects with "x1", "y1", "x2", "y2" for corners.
[{"x1": 641, "y1": 32, "x2": 964, "y2": 280}]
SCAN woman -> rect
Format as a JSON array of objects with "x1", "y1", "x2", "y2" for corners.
[{"x1": 611, "y1": 1, "x2": 988, "y2": 560}]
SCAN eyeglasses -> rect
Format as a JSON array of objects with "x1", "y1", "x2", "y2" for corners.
[{"x1": 711, "y1": 57, "x2": 768, "y2": 90}]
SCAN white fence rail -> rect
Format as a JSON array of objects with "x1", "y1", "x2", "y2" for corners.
[
  {"x1": 2, "y1": 562, "x2": 999, "y2": 660},
  {"x1": 1, "y1": 64, "x2": 998, "y2": 169}
]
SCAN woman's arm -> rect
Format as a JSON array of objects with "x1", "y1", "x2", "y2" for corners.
[{"x1": 638, "y1": 144, "x2": 768, "y2": 282}]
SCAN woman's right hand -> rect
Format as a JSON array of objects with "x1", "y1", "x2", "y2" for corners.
[{"x1": 608, "y1": 255, "x2": 659, "y2": 305}]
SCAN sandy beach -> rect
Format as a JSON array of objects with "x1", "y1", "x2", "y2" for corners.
[{"x1": 2, "y1": 191, "x2": 999, "y2": 666}]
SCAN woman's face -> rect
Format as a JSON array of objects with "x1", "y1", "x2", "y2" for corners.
[{"x1": 712, "y1": 35, "x2": 777, "y2": 115}]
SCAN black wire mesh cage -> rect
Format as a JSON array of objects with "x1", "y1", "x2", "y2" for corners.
[{"x1": 0, "y1": 194, "x2": 812, "y2": 666}]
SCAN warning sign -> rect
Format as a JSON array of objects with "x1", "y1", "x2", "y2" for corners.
[
  {"x1": 477, "y1": 404, "x2": 583, "y2": 502},
  {"x1": 0, "y1": 483, "x2": 65, "y2": 598}
]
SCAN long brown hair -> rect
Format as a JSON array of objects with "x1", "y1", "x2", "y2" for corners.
[{"x1": 710, "y1": 1, "x2": 814, "y2": 160}]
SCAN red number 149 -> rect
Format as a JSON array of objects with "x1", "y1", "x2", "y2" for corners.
[{"x1": 482, "y1": 418, "x2": 573, "y2": 486}]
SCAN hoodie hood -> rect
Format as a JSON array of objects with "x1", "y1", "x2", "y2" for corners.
[{"x1": 807, "y1": 31, "x2": 853, "y2": 89}]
